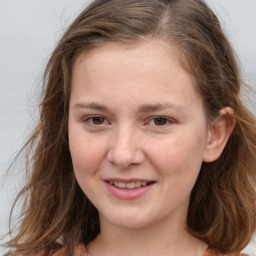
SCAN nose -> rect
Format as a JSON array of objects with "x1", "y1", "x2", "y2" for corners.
[{"x1": 107, "y1": 126, "x2": 145, "y2": 169}]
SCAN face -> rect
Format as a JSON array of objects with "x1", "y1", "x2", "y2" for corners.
[{"x1": 68, "y1": 41, "x2": 211, "y2": 230}]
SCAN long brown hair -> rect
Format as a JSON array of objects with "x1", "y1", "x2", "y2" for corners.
[{"x1": 5, "y1": 0, "x2": 256, "y2": 255}]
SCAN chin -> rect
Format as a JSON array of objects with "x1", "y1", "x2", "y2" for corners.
[{"x1": 100, "y1": 209, "x2": 160, "y2": 230}]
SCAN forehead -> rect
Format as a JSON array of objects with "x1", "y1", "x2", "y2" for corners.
[
  {"x1": 73, "y1": 40, "x2": 179, "y2": 70},
  {"x1": 70, "y1": 41, "x2": 202, "y2": 111},
  {"x1": 72, "y1": 40, "x2": 195, "y2": 84}
]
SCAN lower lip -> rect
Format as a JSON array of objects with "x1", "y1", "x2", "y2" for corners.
[{"x1": 105, "y1": 181, "x2": 155, "y2": 200}]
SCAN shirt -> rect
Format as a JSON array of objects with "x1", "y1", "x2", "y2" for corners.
[{"x1": 72, "y1": 245, "x2": 249, "y2": 256}]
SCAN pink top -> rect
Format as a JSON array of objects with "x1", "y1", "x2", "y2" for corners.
[{"x1": 72, "y1": 245, "x2": 249, "y2": 256}]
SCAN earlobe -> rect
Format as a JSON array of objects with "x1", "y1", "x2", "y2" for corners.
[{"x1": 203, "y1": 107, "x2": 235, "y2": 163}]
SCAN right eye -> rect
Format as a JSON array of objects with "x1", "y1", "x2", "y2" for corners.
[{"x1": 84, "y1": 116, "x2": 108, "y2": 126}]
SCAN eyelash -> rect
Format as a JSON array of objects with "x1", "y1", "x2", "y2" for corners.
[{"x1": 83, "y1": 115, "x2": 175, "y2": 127}]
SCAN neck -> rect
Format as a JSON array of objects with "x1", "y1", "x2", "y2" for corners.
[{"x1": 87, "y1": 213, "x2": 207, "y2": 256}]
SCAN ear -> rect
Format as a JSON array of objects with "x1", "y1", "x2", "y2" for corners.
[{"x1": 203, "y1": 107, "x2": 235, "y2": 163}]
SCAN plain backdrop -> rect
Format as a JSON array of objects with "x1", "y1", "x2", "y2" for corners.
[{"x1": 0, "y1": 0, "x2": 256, "y2": 254}]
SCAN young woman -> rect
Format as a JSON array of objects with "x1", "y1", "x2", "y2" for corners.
[{"x1": 5, "y1": 0, "x2": 256, "y2": 255}]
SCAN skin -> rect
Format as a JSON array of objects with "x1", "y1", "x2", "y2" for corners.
[{"x1": 68, "y1": 41, "x2": 234, "y2": 256}]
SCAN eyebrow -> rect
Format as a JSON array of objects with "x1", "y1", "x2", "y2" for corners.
[
  {"x1": 72, "y1": 102, "x2": 109, "y2": 111},
  {"x1": 72, "y1": 102, "x2": 188, "y2": 114},
  {"x1": 138, "y1": 103, "x2": 187, "y2": 113}
]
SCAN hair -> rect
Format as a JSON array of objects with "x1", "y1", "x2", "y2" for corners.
[{"x1": 4, "y1": 0, "x2": 256, "y2": 255}]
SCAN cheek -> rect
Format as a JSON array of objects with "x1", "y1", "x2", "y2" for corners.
[
  {"x1": 148, "y1": 131, "x2": 206, "y2": 177},
  {"x1": 69, "y1": 132, "x2": 105, "y2": 197},
  {"x1": 69, "y1": 129, "x2": 106, "y2": 175}
]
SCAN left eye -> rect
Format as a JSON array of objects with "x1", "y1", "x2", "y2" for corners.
[
  {"x1": 148, "y1": 117, "x2": 171, "y2": 126},
  {"x1": 84, "y1": 116, "x2": 108, "y2": 125}
]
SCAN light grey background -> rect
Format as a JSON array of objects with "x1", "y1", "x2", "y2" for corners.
[{"x1": 0, "y1": 0, "x2": 256, "y2": 254}]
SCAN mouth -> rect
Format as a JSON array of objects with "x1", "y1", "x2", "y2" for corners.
[
  {"x1": 106, "y1": 180, "x2": 155, "y2": 189},
  {"x1": 105, "y1": 179, "x2": 156, "y2": 199}
]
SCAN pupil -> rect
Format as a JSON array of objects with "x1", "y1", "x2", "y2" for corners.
[
  {"x1": 93, "y1": 117, "x2": 104, "y2": 124},
  {"x1": 154, "y1": 117, "x2": 167, "y2": 126}
]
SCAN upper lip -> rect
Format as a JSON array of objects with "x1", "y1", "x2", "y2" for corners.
[{"x1": 104, "y1": 178, "x2": 156, "y2": 183}]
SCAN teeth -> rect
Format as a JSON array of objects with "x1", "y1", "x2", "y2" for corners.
[
  {"x1": 127, "y1": 182, "x2": 136, "y2": 189},
  {"x1": 114, "y1": 181, "x2": 126, "y2": 188},
  {"x1": 109, "y1": 181, "x2": 150, "y2": 189}
]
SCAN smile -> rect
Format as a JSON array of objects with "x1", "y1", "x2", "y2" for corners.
[
  {"x1": 105, "y1": 180, "x2": 156, "y2": 200},
  {"x1": 107, "y1": 181, "x2": 153, "y2": 189}
]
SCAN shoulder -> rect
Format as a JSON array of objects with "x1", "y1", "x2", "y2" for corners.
[
  {"x1": 11, "y1": 246, "x2": 88, "y2": 256},
  {"x1": 204, "y1": 248, "x2": 250, "y2": 256},
  {"x1": 52, "y1": 244, "x2": 88, "y2": 256},
  {"x1": 10, "y1": 252, "x2": 45, "y2": 256},
  {"x1": 75, "y1": 245, "x2": 88, "y2": 256}
]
